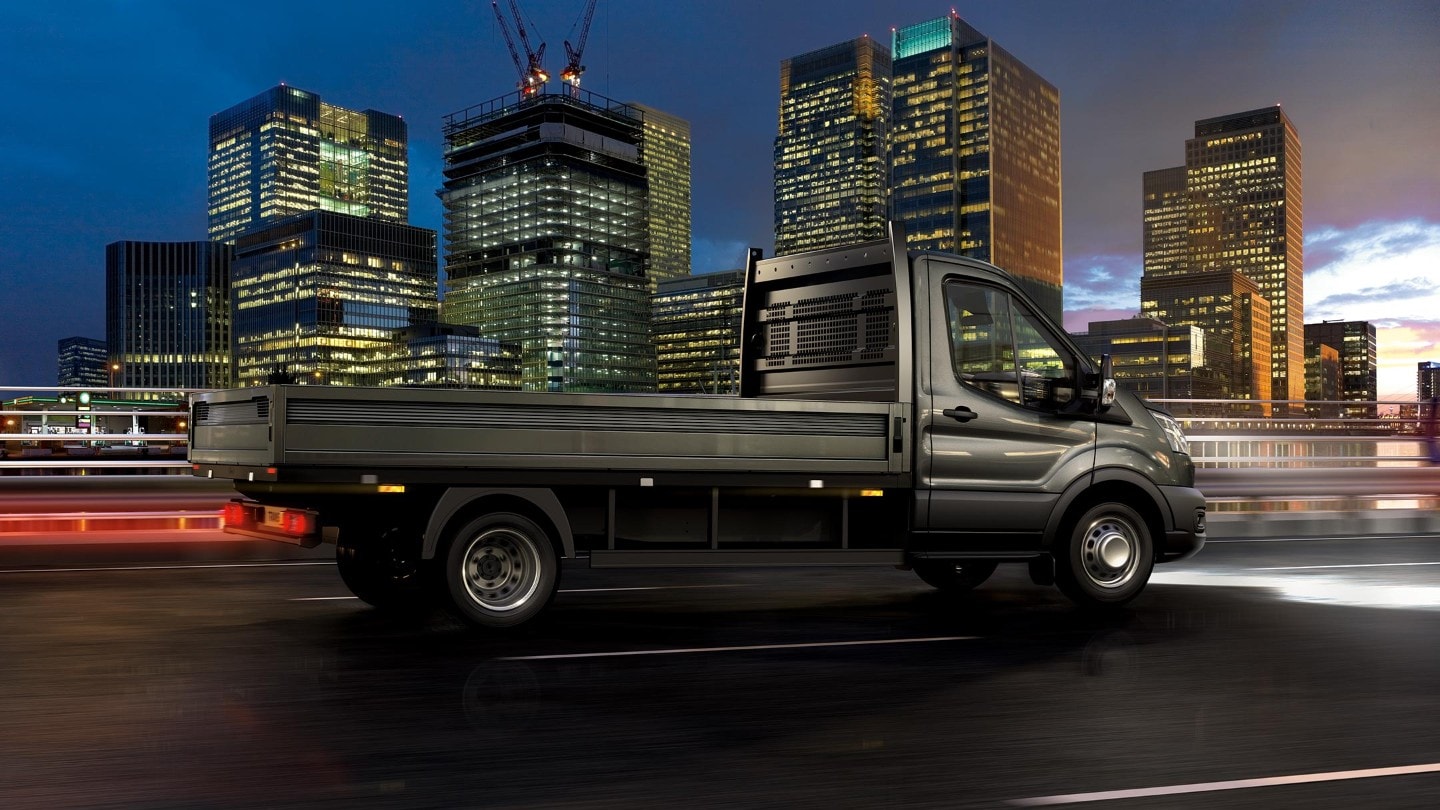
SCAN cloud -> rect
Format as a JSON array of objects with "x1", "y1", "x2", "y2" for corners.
[
  {"x1": 1303, "y1": 218, "x2": 1440, "y2": 399},
  {"x1": 1375, "y1": 320, "x2": 1440, "y2": 400},
  {"x1": 1306, "y1": 219, "x2": 1440, "y2": 320},
  {"x1": 1062, "y1": 253, "x2": 1141, "y2": 312}
]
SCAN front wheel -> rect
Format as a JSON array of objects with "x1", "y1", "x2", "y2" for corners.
[
  {"x1": 442, "y1": 513, "x2": 559, "y2": 630},
  {"x1": 913, "y1": 560, "x2": 999, "y2": 591},
  {"x1": 1054, "y1": 503, "x2": 1154, "y2": 608}
]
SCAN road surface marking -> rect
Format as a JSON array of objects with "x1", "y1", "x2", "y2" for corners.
[
  {"x1": 0, "y1": 561, "x2": 334, "y2": 574},
  {"x1": 558, "y1": 584, "x2": 749, "y2": 593},
  {"x1": 500, "y1": 636, "x2": 975, "y2": 661},
  {"x1": 1253, "y1": 561, "x2": 1440, "y2": 571},
  {"x1": 1009, "y1": 762, "x2": 1440, "y2": 806},
  {"x1": 289, "y1": 584, "x2": 749, "y2": 602},
  {"x1": 1208, "y1": 535, "x2": 1440, "y2": 544}
]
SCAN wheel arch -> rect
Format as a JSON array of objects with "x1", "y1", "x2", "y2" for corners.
[
  {"x1": 1046, "y1": 469, "x2": 1168, "y2": 555},
  {"x1": 423, "y1": 488, "x2": 574, "y2": 561}
]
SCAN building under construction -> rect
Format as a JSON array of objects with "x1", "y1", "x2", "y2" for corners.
[{"x1": 439, "y1": 88, "x2": 689, "y2": 392}]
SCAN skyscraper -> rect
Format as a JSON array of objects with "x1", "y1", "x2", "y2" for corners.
[
  {"x1": 229, "y1": 211, "x2": 438, "y2": 387},
  {"x1": 890, "y1": 12, "x2": 1063, "y2": 322},
  {"x1": 363, "y1": 324, "x2": 521, "y2": 390},
  {"x1": 1186, "y1": 106, "x2": 1304, "y2": 404},
  {"x1": 209, "y1": 85, "x2": 408, "y2": 243},
  {"x1": 1142, "y1": 167, "x2": 1188, "y2": 279},
  {"x1": 1072, "y1": 318, "x2": 1218, "y2": 401},
  {"x1": 440, "y1": 89, "x2": 686, "y2": 393},
  {"x1": 1142, "y1": 270, "x2": 1272, "y2": 406},
  {"x1": 1419, "y1": 361, "x2": 1440, "y2": 403},
  {"x1": 774, "y1": 36, "x2": 892, "y2": 256},
  {"x1": 105, "y1": 241, "x2": 232, "y2": 390},
  {"x1": 57, "y1": 337, "x2": 108, "y2": 388},
  {"x1": 1142, "y1": 106, "x2": 1303, "y2": 406},
  {"x1": 1304, "y1": 341, "x2": 1343, "y2": 418},
  {"x1": 632, "y1": 103, "x2": 692, "y2": 291},
  {"x1": 1304, "y1": 321, "x2": 1377, "y2": 418},
  {"x1": 652, "y1": 270, "x2": 745, "y2": 395}
]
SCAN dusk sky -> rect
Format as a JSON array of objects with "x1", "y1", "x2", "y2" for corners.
[{"x1": 2, "y1": 1, "x2": 1437, "y2": 398}]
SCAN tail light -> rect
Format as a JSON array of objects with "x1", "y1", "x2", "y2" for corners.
[
  {"x1": 282, "y1": 510, "x2": 316, "y2": 536},
  {"x1": 223, "y1": 501, "x2": 249, "y2": 527}
]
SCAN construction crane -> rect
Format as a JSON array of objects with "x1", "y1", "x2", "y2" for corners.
[
  {"x1": 561, "y1": 0, "x2": 598, "y2": 96},
  {"x1": 490, "y1": 0, "x2": 548, "y2": 96}
]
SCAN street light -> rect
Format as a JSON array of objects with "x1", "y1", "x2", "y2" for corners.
[{"x1": 109, "y1": 363, "x2": 120, "y2": 390}]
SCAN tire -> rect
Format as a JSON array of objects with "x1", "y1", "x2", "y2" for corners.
[
  {"x1": 1054, "y1": 503, "x2": 1154, "y2": 608},
  {"x1": 913, "y1": 560, "x2": 999, "y2": 591},
  {"x1": 336, "y1": 528, "x2": 430, "y2": 613},
  {"x1": 442, "y1": 512, "x2": 559, "y2": 630}
]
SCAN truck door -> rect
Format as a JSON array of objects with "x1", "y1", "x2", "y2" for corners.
[{"x1": 917, "y1": 265, "x2": 1097, "y2": 551}]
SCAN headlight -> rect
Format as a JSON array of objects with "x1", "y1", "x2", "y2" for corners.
[{"x1": 1152, "y1": 411, "x2": 1189, "y2": 455}]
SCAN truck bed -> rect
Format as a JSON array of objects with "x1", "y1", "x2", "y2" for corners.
[{"x1": 190, "y1": 385, "x2": 908, "y2": 485}]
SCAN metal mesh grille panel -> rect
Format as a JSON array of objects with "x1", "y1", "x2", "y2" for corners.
[
  {"x1": 195, "y1": 398, "x2": 270, "y2": 425},
  {"x1": 760, "y1": 286, "x2": 896, "y2": 370}
]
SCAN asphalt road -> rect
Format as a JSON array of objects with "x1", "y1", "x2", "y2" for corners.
[{"x1": 1, "y1": 534, "x2": 1437, "y2": 808}]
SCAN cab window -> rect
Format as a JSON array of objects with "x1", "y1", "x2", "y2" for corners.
[{"x1": 944, "y1": 280, "x2": 1077, "y2": 410}]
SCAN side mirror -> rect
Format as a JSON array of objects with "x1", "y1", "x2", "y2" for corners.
[{"x1": 1083, "y1": 354, "x2": 1117, "y2": 413}]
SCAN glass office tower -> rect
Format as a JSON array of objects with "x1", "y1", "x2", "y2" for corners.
[
  {"x1": 652, "y1": 270, "x2": 745, "y2": 395},
  {"x1": 362, "y1": 324, "x2": 522, "y2": 390},
  {"x1": 632, "y1": 103, "x2": 692, "y2": 291},
  {"x1": 1143, "y1": 106, "x2": 1303, "y2": 407},
  {"x1": 209, "y1": 85, "x2": 408, "y2": 244},
  {"x1": 229, "y1": 211, "x2": 438, "y2": 387},
  {"x1": 1141, "y1": 270, "x2": 1272, "y2": 408},
  {"x1": 890, "y1": 13, "x2": 1063, "y2": 322},
  {"x1": 440, "y1": 89, "x2": 676, "y2": 393},
  {"x1": 1186, "y1": 106, "x2": 1304, "y2": 405},
  {"x1": 1304, "y1": 321, "x2": 1377, "y2": 418},
  {"x1": 1072, "y1": 319, "x2": 1218, "y2": 401},
  {"x1": 105, "y1": 241, "x2": 232, "y2": 390},
  {"x1": 1142, "y1": 167, "x2": 1189, "y2": 279},
  {"x1": 57, "y1": 337, "x2": 108, "y2": 388},
  {"x1": 1419, "y1": 362, "x2": 1440, "y2": 403},
  {"x1": 774, "y1": 36, "x2": 892, "y2": 256}
]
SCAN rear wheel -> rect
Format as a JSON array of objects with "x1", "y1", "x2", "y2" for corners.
[
  {"x1": 913, "y1": 560, "x2": 999, "y2": 591},
  {"x1": 1054, "y1": 503, "x2": 1154, "y2": 608},
  {"x1": 336, "y1": 527, "x2": 430, "y2": 612},
  {"x1": 442, "y1": 512, "x2": 559, "y2": 630}
]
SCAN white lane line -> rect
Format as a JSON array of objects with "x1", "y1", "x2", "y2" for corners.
[
  {"x1": 1208, "y1": 535, "x2": 1440, "y2": 544},
  {"x1": 559, "y1": 584, "x2": 749, "y2": 593},
  {"x1": 1252, "y1": 561, "x2": 1440, "y2": 571},
  {"x1": 1009, "y1": 762, "x2": 1440, "y2": 806},
  {"x1": 289, "y1": 584, "x2": 750, "y2": 602},
  {"x1": 0, "y1": 561, "x2": 336, "y2": 574},
  {"x1": 500, "y1": 636, "x2": 975, "y2": 661}
]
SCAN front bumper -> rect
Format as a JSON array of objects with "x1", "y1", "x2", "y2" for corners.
[{"x1": 1157, "y1": 485, "x2": 1206, "y2": 562}]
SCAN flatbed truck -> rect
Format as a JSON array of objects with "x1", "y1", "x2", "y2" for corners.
[{"x1": 189, "y1": 227, "x2": 1205, "y2": 628}]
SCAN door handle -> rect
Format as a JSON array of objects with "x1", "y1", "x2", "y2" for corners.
[{"x1": 942, "y1": 406, "x2": 978, "y2": 423}]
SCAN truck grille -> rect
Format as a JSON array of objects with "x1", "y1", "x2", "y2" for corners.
[{"x1": 195, "y1": 397, "x2": 270, "y2": 425}]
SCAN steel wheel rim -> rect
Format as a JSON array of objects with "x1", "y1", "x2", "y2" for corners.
[
  {"x1": 462, "y1": 527, "x2": 542, "y2": 612},
  {"x1": 1080, "y1": 515, "x2": 1140, "y2": 589}
]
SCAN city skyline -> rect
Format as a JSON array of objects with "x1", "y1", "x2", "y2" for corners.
[{"x1": 1, "y1": 1, "x2": 1437, "y2": 398}]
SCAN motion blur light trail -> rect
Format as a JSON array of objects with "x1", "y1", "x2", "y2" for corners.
[{"x1": 1153, "y1": 570, "x2": 1440, "y2": 610}]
